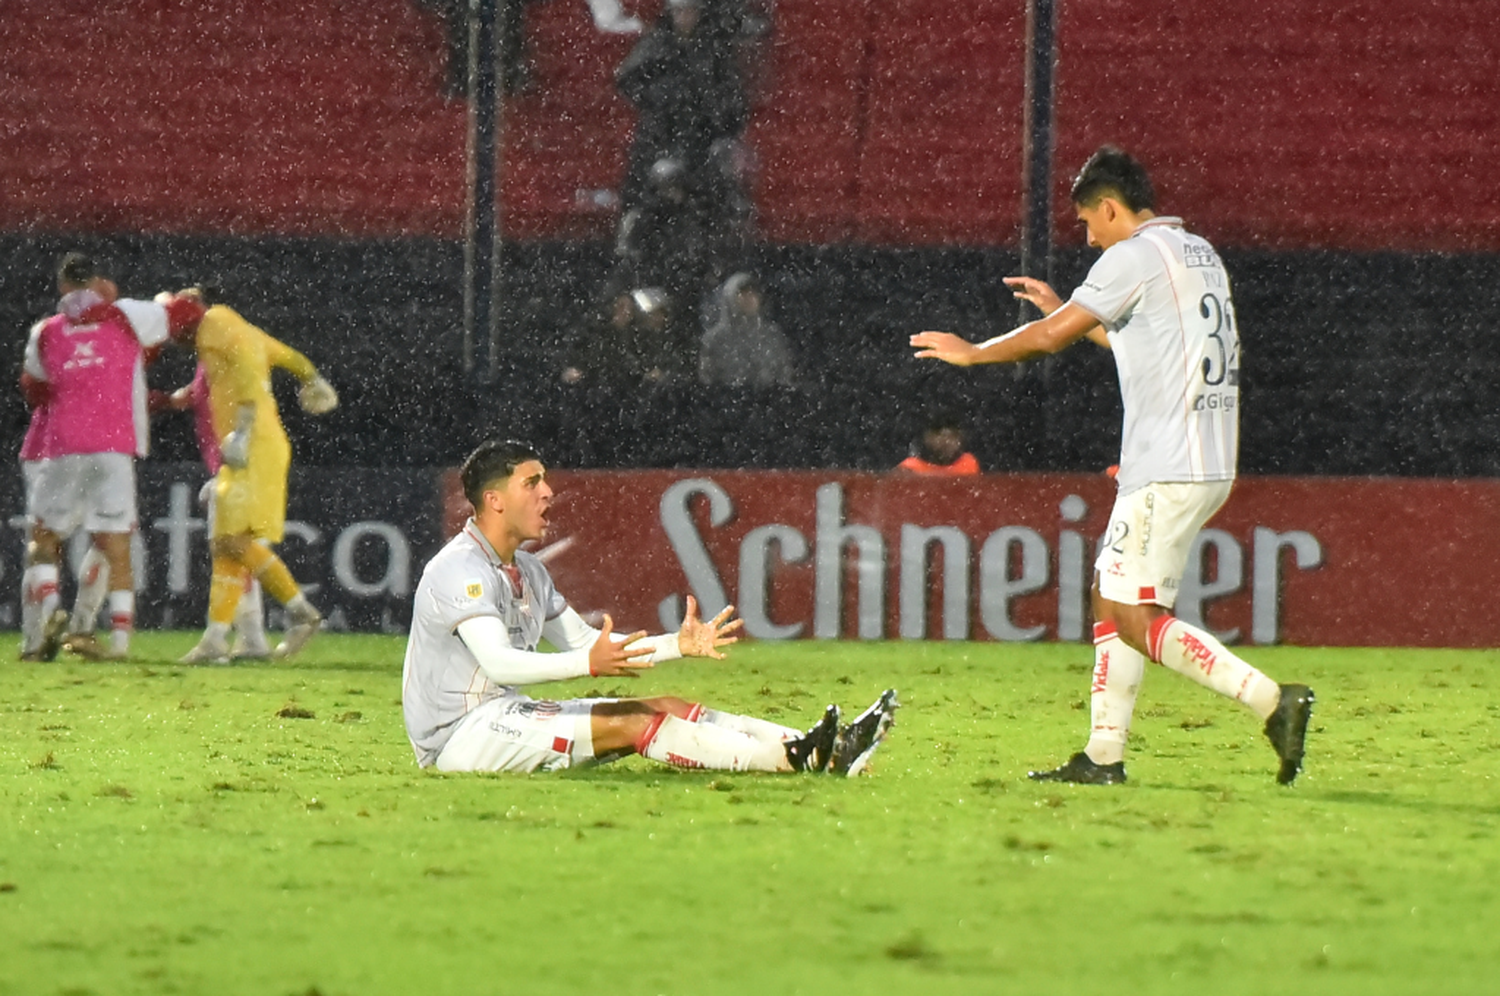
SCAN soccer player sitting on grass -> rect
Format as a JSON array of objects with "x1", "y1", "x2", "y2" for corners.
[
  {"x1": 911, "y1": 146, "x2": 1314, "y2": 786},
  {"x1": 159, "y1": 286, "x2": 339, "y2": 665},
  {"x1": 402, "y1": 439, "x2": 898, "y2": 776}
]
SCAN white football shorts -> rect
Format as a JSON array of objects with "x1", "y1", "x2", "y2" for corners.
[
  {"x1": 435, "y1": 693, "x2": 614, "y2": 773},
  {"x1": 31, "y1": 453, "x2": 137, "y2": 536},
  {"x1": 21, "y1": 460, "x2": 44, "y2": 521},
  {"x1": 1095, "y1": 479, "x2": 1234, "y2": 609}
]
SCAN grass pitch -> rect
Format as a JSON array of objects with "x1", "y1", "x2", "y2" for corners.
[{"x1": 2, "y1": 633, "x2": 1498, "y2": 996}]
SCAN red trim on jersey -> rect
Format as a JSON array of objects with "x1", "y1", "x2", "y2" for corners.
[
  {"x1": 1138, "y1": 586, "x2": 1157, "y2": 603},
  {"x1": 551, "y1": 736, "x2": 572, "y2": 755},
  {"x1": 634, "y1": 713, "x2": 669, "y2": 756}
]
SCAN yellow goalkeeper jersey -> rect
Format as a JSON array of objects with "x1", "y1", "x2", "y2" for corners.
[{"x1": 196, "y1": 304, "x2": 316, "y2": 456}]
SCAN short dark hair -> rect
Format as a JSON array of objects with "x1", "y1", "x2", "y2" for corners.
[
  {"x1": 57, "y1": 252, "x2": 98, "y2": 288},
  {"x1": 1070, "y1": 146, "x2": 1156, "y2": 212},
  {"x1": 461, "y1": 439, "x2": 542, "y2": 507}
]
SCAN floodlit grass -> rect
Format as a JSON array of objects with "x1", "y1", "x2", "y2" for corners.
[{"x1": 2, "y1": 633, "x2": 1498, "y2": 996}]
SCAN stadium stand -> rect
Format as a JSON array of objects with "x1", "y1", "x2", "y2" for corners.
[{"x1": 3, "y1": 0, "x2": 1498, "y2": 477}]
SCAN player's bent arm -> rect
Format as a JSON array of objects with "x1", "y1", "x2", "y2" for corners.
[
  {"x1": 455, "y1": 615, "x2": 594, "y2": 685},
  {"x1": 912, "y1": 303, "x2": 1100, "y2": 367},
  {"x1": 543, "y1": 607, "x2": 682, "y2": 663}
]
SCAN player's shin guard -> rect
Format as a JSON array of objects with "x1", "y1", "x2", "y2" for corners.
[
  {"x1": 239, "y1": 541, "x2": 299, "y2": 605},
  {"x1": 107, "y1": 589, "x2": 134, "y2": 656},
  {"x1": 209, "y1": 556, "x2": 249, "y2": 625},
  {"x1": 1085, "y1": 621, "x2": 1146, "y2": 766},
  {"x1": 1147, "y1": 616, "x2": 1279, "y2": 719},
  {"x1": 21, "y1": 564, "x2": 60, "y2": 653},
  {"x1": 637, "y1": 714, "x2": 789, "y2": 772},
  {"x1": 691, "y1": 705, "x2": 802, "y2": 746},
  {"x1": 70, "y1": 545, "x2": 110, "y2": 635}
]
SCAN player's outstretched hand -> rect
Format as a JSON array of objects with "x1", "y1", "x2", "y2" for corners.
[
  {"x1": 677, "y1": 595, "x2": 744, "y2": 659},
  {"x1": 589, "y1": 613, "x2": 654, "y2": 677},
  {"x1": 1003, "y1": 275, "x2": 1064, "y2": 316},
  {"x1": 910, "y1": 330, "x2": 980, "y2": 366}
]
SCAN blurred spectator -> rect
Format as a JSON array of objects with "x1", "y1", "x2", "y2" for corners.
[
  {"x1": 699, "y1": 273, "x2": 794, "y2": 388},
  {"x1": 564, "y1": 287, "x2": 687, "y2": 388},
  {"x1": 615, "y1": 0, "x2": 749, "y2": 212},
  {"x1": 896, "y1": 413, "x2": 981, "y2": 476},
  {"x1": 611, "y1": 157, "x2": 725, "y2": 320}
]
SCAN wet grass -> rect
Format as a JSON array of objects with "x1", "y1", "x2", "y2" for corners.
[{"x1": 2, "y1": 634, "x2": 1497, "y2": 995}]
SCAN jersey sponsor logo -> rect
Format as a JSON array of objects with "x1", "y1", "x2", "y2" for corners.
[
  {"x1": 1182, "y1": 243, "x2": 1223, "y2": 270},
  {"x1": 61, "y1": 340, "x2": 106, "y2": 372},
  {"x1": 464, "y1": 578, "x2": 484, "y2": 599},
  {"x1": 1192, "y1": 391, "x2": 1238, "y2": 411}
]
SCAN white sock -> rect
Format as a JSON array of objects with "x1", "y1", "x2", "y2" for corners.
[
  {"x1": 108, "y1": 590, "x2": 134, "y2": 655},
  {"x1": 21, "y1": 564, "x2": 60, "y2": 652},
  {"x1": 693, "y1": 706, "x2": 802, "y2": 746},
  {"x1": 285, "y1": 592, "x2": 318, "y2": 621},
  {"x1": 1085, "y1": 621, "x2": 1146, "y2": 765},
  {"x1": 233, "y1": 578, "x2": 269, "y2": 652},
  {"x1": 1148, "y1": 616, "x2": 1279, "y2": 719},
  {"x1": 71, "y1": 546, "x2": 110, "y2": 634},
  {"x1": 637, "y1": 714, "x2": 789, "y2": 772}
]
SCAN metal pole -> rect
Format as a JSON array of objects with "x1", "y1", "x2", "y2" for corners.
[
  {"x1": 462, "y1": 0, "x2": 501, "y2": 381},
  {"x1": 1019, "y1": 0, "x2": 1058, "y2": 324}
]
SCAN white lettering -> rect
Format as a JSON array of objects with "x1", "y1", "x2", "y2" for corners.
[
  {"x1": 332, "y1": 521, "x2": 411, "y2": 597},
  {"x1": 1252, "y1": 527, "x2": 1323, "y2": 644},
  {"x1": 657, "y1": 479, "x2": 733, "y2": 632},
  {"x1": 898, "y1": 525, "x2": 969, "y2": 640},
  {"x1": 1056, "y1": 495, "x2": 1090, "y2": 641},
  {"x1": 150, "y1": 481, "x2": 206, "y2": 594},
  {"x1": 814, "y1": 483, "x2": 884, "y2": 639},
  {"x1": 738, "y1": 524, "x2": 807, "y2": 639},
  {"x1": 979, "y1": 526, "x2": 1049, "y2": 641},
  {"x1": 1177, "y1": 528, "x2": 1244, "y2": 643}
]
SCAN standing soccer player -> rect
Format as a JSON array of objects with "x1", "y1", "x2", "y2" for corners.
[
  {"x1": 402, "y1": 439, "x2": 898, "y2": 776},
  {"x1": 162, "y1": 287, "x2": 339, "y2": 664},
  {"x1": 911, "y1": 146, "x2": 1314, "y2": 785},
  {"x1": 18, "y1": 253, "x2": 202, "y2": 661}
]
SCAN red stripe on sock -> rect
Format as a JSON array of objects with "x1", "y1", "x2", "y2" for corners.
[
  {"x1": 1093, "y1": 621, "x2": 1118, "y2": 644},
  {"x1": 634, "y1": 713, "x2": 669, "y2": 756},
  {"x1": 685, "y1": 703, "x2": 704, "y2": 723},
  {"x1": 111, "y1": 613, "x2": 132, "y2": 630},
  {"x1": 1147, "y1": 615, "x2": 1175, "y2": 663},
  {"x1": 30, "y1": 581, "x2": 59, "y2": 602}
]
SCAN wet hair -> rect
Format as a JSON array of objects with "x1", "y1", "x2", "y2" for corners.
[
  {"x1": 1070, "y1": 146, "x2": 1156, "y2": 212},
  {"x1": 461, "y1": 439, "x2": 542, "y2": 507},
  {"x1": 57, "y1": 251, "x2": 98, "y2": 288}
]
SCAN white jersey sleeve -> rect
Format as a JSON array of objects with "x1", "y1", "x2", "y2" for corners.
[
  {"x1": 113, "y1": 298, "x2": 170, "y2": 349},
  {"x1": 1070, "y1": 245, "x2": 1149, "y2": 332},
  {"x1": 22, "y1": 321, "x2": 47, "y2": 380}
]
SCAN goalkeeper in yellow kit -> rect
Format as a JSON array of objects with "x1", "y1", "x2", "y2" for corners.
[{"x1": 162, "y1": 287, "x2": 339, "y2": 664}]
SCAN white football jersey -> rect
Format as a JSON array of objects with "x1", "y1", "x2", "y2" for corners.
[
  {"x1": 401, "y1": 520, "x2": 567, "y2": 766},
  {"x1": 1069, "y1": 217, "x2": 1240, "y2": 495}
]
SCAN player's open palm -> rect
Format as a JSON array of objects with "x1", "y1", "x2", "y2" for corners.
[
  {"x1": 677, "y1": 595, "x2": 743, "y2": 659},
  {"x1": 589, "y1": 614, "x2": 653, "y2": 677}
]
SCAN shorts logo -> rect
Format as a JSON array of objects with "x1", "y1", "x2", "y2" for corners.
[
  {"x1": 506, "y1": 699, "x2": 563, "y2": 720},
  {"x1": 464, "y1": 579, "x2": 484, "y2": 599}
]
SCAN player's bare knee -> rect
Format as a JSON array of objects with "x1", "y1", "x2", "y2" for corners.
[
  {"x1": 28, "y1": 530, "x2": 61, "y2": 564},
  {"x1": 640, "y1": 696, "x2": 696, "y2": 718}
]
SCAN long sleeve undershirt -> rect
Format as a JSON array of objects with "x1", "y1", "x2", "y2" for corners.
[{"x1": 454, "y1": 607, "x2": 682, "y2": 687}]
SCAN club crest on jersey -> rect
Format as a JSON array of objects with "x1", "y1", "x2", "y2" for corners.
[{"x1": 464, "y1": 579, "x2": 484, "y2": 599}]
